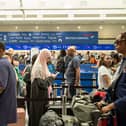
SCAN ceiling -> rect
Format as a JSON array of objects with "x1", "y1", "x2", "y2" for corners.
[{"x1": 0, "y1": 0, "x2": 126, "y2": 25}]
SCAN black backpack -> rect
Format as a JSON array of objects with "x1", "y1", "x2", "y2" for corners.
[{"x1": 56, "y1": 57, "x2": 65, "y2": 73}]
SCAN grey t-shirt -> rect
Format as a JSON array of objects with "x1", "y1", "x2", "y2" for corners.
[{"x1": 65, "y1": 56, "x2": 80, "y2": 84}]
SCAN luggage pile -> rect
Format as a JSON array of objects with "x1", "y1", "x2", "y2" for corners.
[
  {"x1": 71, "y1": 94, "x2": 100, "y2": 126},
  {"x1": 71, "y1": 93, "x2": 117, "y2": 126}
]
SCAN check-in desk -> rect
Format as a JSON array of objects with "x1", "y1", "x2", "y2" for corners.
[{"x1": 80, "y1": 64, "x2": 98, "y2": 93}]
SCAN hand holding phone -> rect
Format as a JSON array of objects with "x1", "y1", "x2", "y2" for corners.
[{"x1": 55, "y1": 71, "x2": 60, "y2": 76}]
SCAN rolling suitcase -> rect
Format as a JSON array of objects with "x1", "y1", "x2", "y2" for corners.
[{"x1": 97, "y1": 112, "x2": 117, "y2": 126}]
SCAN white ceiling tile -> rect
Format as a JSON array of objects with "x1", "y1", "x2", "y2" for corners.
[{"x1": 0, "y1": 0, "x2": 20, "y2": 9}]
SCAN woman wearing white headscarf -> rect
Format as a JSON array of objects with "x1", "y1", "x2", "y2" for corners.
[{"x1": 30, "y1": 49, "x2": 56, "y2": 126}]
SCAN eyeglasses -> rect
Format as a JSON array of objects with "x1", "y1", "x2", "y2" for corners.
[
  {"x1": 114, "y1": 39, "x2": 126, "y2": 45},
  {"x1": 106, "y1": 57, "x2": 112, "y2": 60}
]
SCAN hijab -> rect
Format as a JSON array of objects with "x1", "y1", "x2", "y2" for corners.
[{"x1": 31, "y1": 49, "x2": 52, "y2": 82}]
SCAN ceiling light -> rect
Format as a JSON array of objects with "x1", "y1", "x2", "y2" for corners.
[
  {"x1": 121, "y1": 25, "x2": 125, "y2": 29},
  {"x1": 56, "y1": 26, "x2": 60, "y2": 30},
  {"x1": 99, "y1": 25, "x2": 103, "y2": 30},
  {"x1": 77, "y1": 26, "x2": 81, "y2": 29},
  {"x1": 15, "y1": 26, "x2": 18, "y2": 30},
  {"x1": 100, "y1": 14, "x2": 106, "y2": 19},
  {"x1": 37, "y1": 14, "x2": 43, "y2": 18},
  {"x1": 40, "y1": 0, "x2": 47, "y2": 1},
  {"x1": 0, "y1": 11, "x2": 22, "y2": 15},
  {"x1": 1, "y1": 16, "x2": 126, "y2": 21},
  {"x1": 68, "y1": 14, "x2": 74, "y2": 20},
  {"x1": 6, "y1": 15, "x2": 12, "y2": 18},
  {"x1": 64, "y1": 2, "x2": 73, "y2": 9},
  {"x1": 35, "y1": 26, "x2": 39, "y2": 30}
]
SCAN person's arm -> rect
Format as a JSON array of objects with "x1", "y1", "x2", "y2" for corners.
[
  {"x1": 114, "y1": 96, "x2": 126, "y2": 113},
  {"x1": 0, "y1": 64, "x2": 9, "y2": 94},
  {"x1": 102, "y1": 74, "x2": 112, "y2": 88},
  {"x1": 101, "y1": 102, "x2": 115, "y2": 113},
  {"x1": 0, "y1": 87, "x2": 5, "y2": 94},
  {"x1": 91, "y1": 59, "x2": 100, "y2": 68},
  {"x1": 75, "y1": 67, "x2": 80, "y2": 86}
]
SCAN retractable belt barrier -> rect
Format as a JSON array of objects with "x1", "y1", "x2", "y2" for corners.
[
  {"x1": 17, "y1": 83, "x2": 98, "y2": 115},
  {"x1": 17, "y1": 85, "x2": 98, "y2": 101}
]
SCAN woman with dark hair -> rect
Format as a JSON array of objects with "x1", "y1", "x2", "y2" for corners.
[
  {"x1": 98, "y1": 55, "x2": 113, "y2": 90},
  {"x1": 111, "y1": 53, "x2": 122, "y2": 74},
  {"x1": 56, "y1": 49, "x2": 66, "y2": 73},
  {"x1": 23, "y1": 54, "x2": 38, "y2": 122}
]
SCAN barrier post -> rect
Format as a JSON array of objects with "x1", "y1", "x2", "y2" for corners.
[
  {"x1": 92, "y1": 73, "x2": 97, "y2": 91},
  {"x1": 62, "y1": 95, "x2": 67, "y2": 115}
]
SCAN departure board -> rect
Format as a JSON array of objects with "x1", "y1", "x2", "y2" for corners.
[
  {"x1": 0, "y1": 31, "x2": 98, "y2": 44},
  {"x1": 0, "y1": 31, "x2": 114, "y2": 50}
]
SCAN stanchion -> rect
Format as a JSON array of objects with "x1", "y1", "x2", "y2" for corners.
[
  {"x1": 53, "y1": 84, "x2": 57, "y2": 97},
  {"x1": 62, "y1": 95, "x2": 67, "y2": 115}
]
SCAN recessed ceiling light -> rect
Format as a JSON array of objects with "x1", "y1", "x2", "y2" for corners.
[
  {"x1": 15, "y1": 26, "x2": 18, "y2": 30},
  {"x1": 99, "y1": 25, "x2": 103, "y2": 30},
  {"x1": 37, "y1": 14, "x2": 43, "y2": 18},
  {"x1": 56, "y1": 26, "x2": 60, "y2": 30},
  {"x1": 100, "y1": 14, "x2": 106, "y2": 20},
  {"x1": 77, "y1": 26, "x2": 81, "y2": 29},
  {"x1": 68, "y1": 14, "x2": 74, "y2": 18},
  {"x1": 121, "y1": 25, "x2": 125, "y2": 29},
  {"x1": 6, "y1": 15, "x2": 12, "y2": 18},
  {"x1": 35, "y1": 26, "x2": 39, "y2": 30}
]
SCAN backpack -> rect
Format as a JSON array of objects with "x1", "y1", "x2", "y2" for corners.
[
  {"x1": 23, "y1": 65, "x2": 31, "y2": 83},
  {"x1": 39, "y1": 110, "x2": 64, "y2": 126},
  {"x1": 56, "y1": 57, "x2": 65, "y2": 73},
  {"x1": 71, "y1": 95, "x2": 98, "y2": 123}
]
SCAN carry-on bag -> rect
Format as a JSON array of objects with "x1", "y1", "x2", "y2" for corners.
[
  {"x1": 62, "y1": 115, "x2": 80, "y2": 126},
  {"x1": 71, "y1": 95, "x2": 98, "y2": 123},
  {"x1": 97, "y1": 112, "x2": 117, "y2": 126},
  {"x1": 39, "y1": 109, "x2": 64, "y2": 126}
]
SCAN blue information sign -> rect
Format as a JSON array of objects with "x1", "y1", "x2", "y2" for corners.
[
  {"x1": 0, "y1": 31, "x2": 98, "y2": 44},
  {"x1": 0, "y1": 31, "x2": 115, "y2": 50},
  {"x1": 5, "y1": 43, "x2": 115, "y2": 50}
]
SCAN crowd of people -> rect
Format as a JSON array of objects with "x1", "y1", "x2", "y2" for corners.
[{"x1": 0, "y1": 32, "x2": 126, "y2": 126}]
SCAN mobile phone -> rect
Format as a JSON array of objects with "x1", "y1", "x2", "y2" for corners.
[{"x1": 55, "y1": 71, "x2": 60, "y2": 75}]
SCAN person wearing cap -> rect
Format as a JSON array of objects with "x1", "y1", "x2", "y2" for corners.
[{"x1": 97, "y1": 32, "x2": 126, "y2": 126}]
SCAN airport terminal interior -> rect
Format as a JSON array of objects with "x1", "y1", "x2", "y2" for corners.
[{"x1": 0, "y1": 0, "x2": 126, "y2": 126}]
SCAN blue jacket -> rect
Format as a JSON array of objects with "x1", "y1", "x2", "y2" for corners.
[
  {"x1": 0, "y1": 58, "x2": 17, "y2": 125},
  {"x1": 113, "y1": 59, "x2": 126, "y2": 113}
]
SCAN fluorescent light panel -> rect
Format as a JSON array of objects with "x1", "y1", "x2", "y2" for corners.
[
  {"x1": 23, "y1": 9, "x2": 126, "y2": 15},
  {"x1": 0, "y1": 0, "x2": 20, "y2": 9},
  {"x1": 1, "y1": 16, "x2": 126, "y2": 21},
  {"x1": 0, "y1": 11, "x2": 22, "y2": 15}
]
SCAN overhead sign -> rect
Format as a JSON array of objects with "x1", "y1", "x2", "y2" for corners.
[
  {"x1": 0, "y1": 31, "x2": 114, "y2": 50},
  {"x1": 5, "y1": 43, "x2": 115, "y2": 50},
  {"x1": 0, "y1": 31, "x2": 98, "y2": 45}
]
